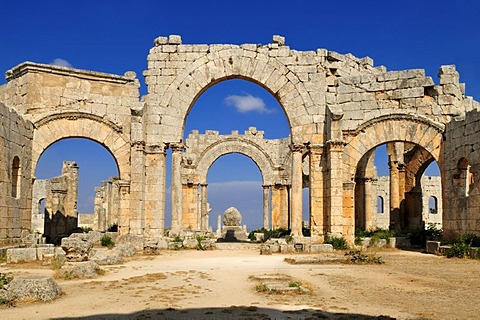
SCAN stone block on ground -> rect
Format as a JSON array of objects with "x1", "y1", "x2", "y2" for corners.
[
  {"x1": 6, "y1": 248, "x2": 37, "y2": 263},
  {"x1": 115, "y1": 243, "x2": 137, "y2": 257},
  {"x1": 86, "y1": 231, "x2": 103, "y2": 244},
  {"x1": 426, "y1": 241, "x2": 441, "y2": 254},
  {"x1": 61, "y1": 237, "x2": 93, "y2": 262},
  {"x1": 89, "y1": 248, "x2": 124, "y2": 265},
  {"x1": 57, "y1": 261, "x2": 102, "y2": 279},
  {"x1": 37, "y1": 247, "x2": 55, "y2": 260},
  {"x1": 7, "y1": 277, "x2": 62, "y2": 302},
  {"x1": 308, "y1": 244, "x2": 334, "y2": 253},
  {"x1": 117, "y1": 234, "x2": 144, "y2": 251}
]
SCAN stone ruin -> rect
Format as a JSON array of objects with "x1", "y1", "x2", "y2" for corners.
[
  {"x1": 220, "y1": 207, "x2": 248, "y2": 242},
  {"x1": 0, "y1": 34, "x2": 478, "y2": 246}
]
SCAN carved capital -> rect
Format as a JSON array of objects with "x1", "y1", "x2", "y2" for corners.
[
  {"x1": 145, "y1": 144, "x2": 167, "y2": 154},
  {"x1": 170, "y1": 142, "x2": 185, "y2": 153},
  {"x1": 307, "y1": 143, "x2": 324, "y2": 154},
  {"x1": 290, "y1": 143, "x2": 305, "y2": 153},
  {"x1": 132, "y1": 141, "x2": 145, "y2": 152},
  {"x1": 326, "y1": 140, "x2": 344, "y2": 152}
]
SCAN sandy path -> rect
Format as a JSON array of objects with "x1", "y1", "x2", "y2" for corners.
[{"x1": 1, "y1": 248, "x2": 479, "y2": 319}]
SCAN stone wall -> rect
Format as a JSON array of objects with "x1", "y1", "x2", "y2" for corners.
[
  {"x1": 92, "y1": 177, "x2": 120, "y2": 231},
  {"x1": 0, "y1": 35, "x2": 479, "y2": 243},
  {"x1": 373, "y1": 175, "x2": 442, "y2": 230},
  {"x1": 0, "y1": 102, "x2": 33, "y2": 242},
  {"x1": 443, "y1": 108, "x2": 480, "y2": 239}
]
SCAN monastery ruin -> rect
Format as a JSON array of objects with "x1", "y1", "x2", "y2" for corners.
[{"x1": 0, "y1": 35, "x2": 478, "y2": 245}]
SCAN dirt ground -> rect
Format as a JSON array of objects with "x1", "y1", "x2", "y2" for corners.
[{"x1": 1, "y1": 246, "x2": 479, "y2": 320}]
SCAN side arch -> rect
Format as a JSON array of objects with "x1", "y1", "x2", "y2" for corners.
[
  {"x1": 343, "y1": 114, "x2": 444, "y2": 181},
  {"x1": 32, "y1": 116, "x2": 130, "y2": 180},
  {"x1": 195, "y1": 139, "x2": 277, "y2": 185}
]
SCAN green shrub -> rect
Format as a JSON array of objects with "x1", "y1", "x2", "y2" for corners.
[
  {"x1": 458, "y1": 233, "x2": 480, "y2": 247},
  {"x1": 81, "y1": 226, "x2": 93, "y2": 233},
  {"x1": 196, "y1": 236, "x2": 206, "y2": 250},
  {"x1": 248, "y1": 227, "x2": 266, "y2": 242},
  {"x1": 447, "y1": 242, "x2": 470, "y2": 258},
  {"x1": 268, "y1": 228, "x2": 290, "y2": 238},
  {"x1": 100, "y1": 235, "x2": 115, "y2": 248},
  {"x1": 325, "y1": 235, "x2": 348, "y2": 250}
]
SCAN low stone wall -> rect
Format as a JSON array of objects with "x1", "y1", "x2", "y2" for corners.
[{"x1": 6, "y1": 245, "x2": 65, "y2": 264}]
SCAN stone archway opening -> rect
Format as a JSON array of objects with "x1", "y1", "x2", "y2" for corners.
[
  {"x1": 183, "y1": 78, "x2": 291, "y2": 140},
  {"x1": 354, "y1": 141, "x2": 442, "y2": 239},
  {"x1": 206, "y1": 153, "x2": 264, "y2": 234},
  {"x1": 170, "y1": 78, "x2": 292, "y2": 235},
  {"x1": 34, "y1": 138, "x2": 119, "y2": 243}
]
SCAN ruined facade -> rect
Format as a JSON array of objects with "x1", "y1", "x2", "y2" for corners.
[
  {"x1": 0, "y1": 35, "x2": 479, "y2": 243},
  {"x1": 31, "y1": 161, "x2": 79, "y2": 242}
]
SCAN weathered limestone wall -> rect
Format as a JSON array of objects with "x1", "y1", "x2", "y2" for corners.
[
  {"x1": 39, "y1": 162, "x2": 79, "y2": 243},
  {"x1": 0, "y1": 35, "x2": 479, "y2": 242},
  {"x1": 92, "y1": 177, "x2": 120, "y2": 231},
  {"x1": 373, "y1": 175, "x2": 442, "y2": 230},
  {"x1": 0, "y1": 103, "x2": 33, "y2": 242},
  {"x1": 0, "y1": 62, "x2": 139, "y2": 181},
  {"x1": 443, "y1": 106, "x2": 480, "y2": 239}
]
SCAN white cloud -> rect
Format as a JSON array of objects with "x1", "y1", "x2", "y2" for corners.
[
  {"x1": 50, "y1": 58, "x2": 73, "y2": 68},
  {"x1": 224, "y1": 94, "x2": 272, "y2": 114}
]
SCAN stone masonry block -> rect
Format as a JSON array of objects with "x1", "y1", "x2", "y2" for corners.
[
  {"x1": 7, "y1": 248, "x2": 37, "y2": 263},
  {"x1": 168, "y1": 35, "x2": 182, "y2": 44}
]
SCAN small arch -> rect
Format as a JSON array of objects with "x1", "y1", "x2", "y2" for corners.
[
  {"x1": 11, "y1": 156, "x2": 21, "y2": 198},
  {"x1": 428, "y1": 196, "x2": 438, "y2": 214},
  {"x1": 377, "y1": 196, "x2": 384, "y2": 213},
  {"x1": 195, "y1": 139, "x2": 276, "y2": 185}
]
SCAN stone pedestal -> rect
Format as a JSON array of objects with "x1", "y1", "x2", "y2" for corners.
[{"x1": 221, "y1": 226, "x2": 248, "y2": 242}]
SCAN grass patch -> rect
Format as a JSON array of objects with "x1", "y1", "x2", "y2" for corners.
[
  {"x1": 100, "y1": 235, "x2": 115, "y2": 248},
  {"x1": 345, "y1": 250, "x2": 384, "y2": 264}
]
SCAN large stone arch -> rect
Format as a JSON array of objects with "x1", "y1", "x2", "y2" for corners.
[
  {"x1": 343, "y1": 114, "x2": 444, "y2": 181},
  {"x1": 32, "y1": 113, "x2": 131, "y2": 180},
  {"x1": 155, "y1": 49, "x2": 315, "y2": 143},
  {"x1": 341, "y1": 114, "x2": 445, "y2": 237},
  {"x1": 195, "y1": 138, "x2": 277, "y2": 185}
]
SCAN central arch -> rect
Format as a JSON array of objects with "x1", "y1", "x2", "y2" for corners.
[
  {"x1": 154, "y1": 49, "x2": 315, "y2": 143},
  {"x1": 195, "y1": 138, "x2": 276, "y2": 185}
]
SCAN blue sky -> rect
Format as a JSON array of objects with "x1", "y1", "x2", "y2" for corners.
[{"x1": 2, "y1": 1, "x2": 476, "y2": 229}]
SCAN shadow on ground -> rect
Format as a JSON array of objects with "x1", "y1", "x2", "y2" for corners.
[{"x1": 53, "y1": 306, "x2": 396, "y2": 319}]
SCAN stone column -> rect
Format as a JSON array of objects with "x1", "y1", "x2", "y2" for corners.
[
  {"x1": 170, "y1": 143, "x2": 184, "y2": 233},
  {"x1": 200, "y1": 183, "x2": 208, "y2": 231},
  {"x1": 389, "y1": 159, "x2": 401, "y2": 231},
  {"x1": 262, "y1": 185, "x2": 270, "y2": 229},
  {"x1": 327, "y1": 141, "x2": 345, "y2": 235},
  {"x1": 364, "y1": 178, "x2": 374, "y2": 230},
  {"x1": 271, "y1": 185, "x2": 281, "y2": 228},
  {"x1": 290, "y1": 143, "x2": 304, "y2": 236},
  {"x1": 308, "y1": 143, "x2": 325, "y2": 237},
  {"x1": 143, "y1": 144, "x2": 166, "y2": 237},
  {"x1": 117, "y1": 181, "x2": 131, "y2": 235}
]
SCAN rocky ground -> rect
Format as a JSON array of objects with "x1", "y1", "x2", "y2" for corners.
[{"x1": 1, "y1": 246, "x2": 479, "y2": 319}]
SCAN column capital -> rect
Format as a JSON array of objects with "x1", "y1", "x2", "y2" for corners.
[
  {"x1": 307, "y1": 143, "x2": 324, "y2": 154},
  {"x1": 262, "y1": 184, "x2": 271, "y2": 189},
  {"x1": 145, "y1": 144, "x2": 167, "y2": 154},
  {"x1": 290, "y1": 143, "x2": 305, "y2": 153},
  {"x1": 169, "y1": 142, "x2": 185, "y2": 153},
  {"x1": 326, "y1": 140, "x2": 345, "y2": 151}
]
